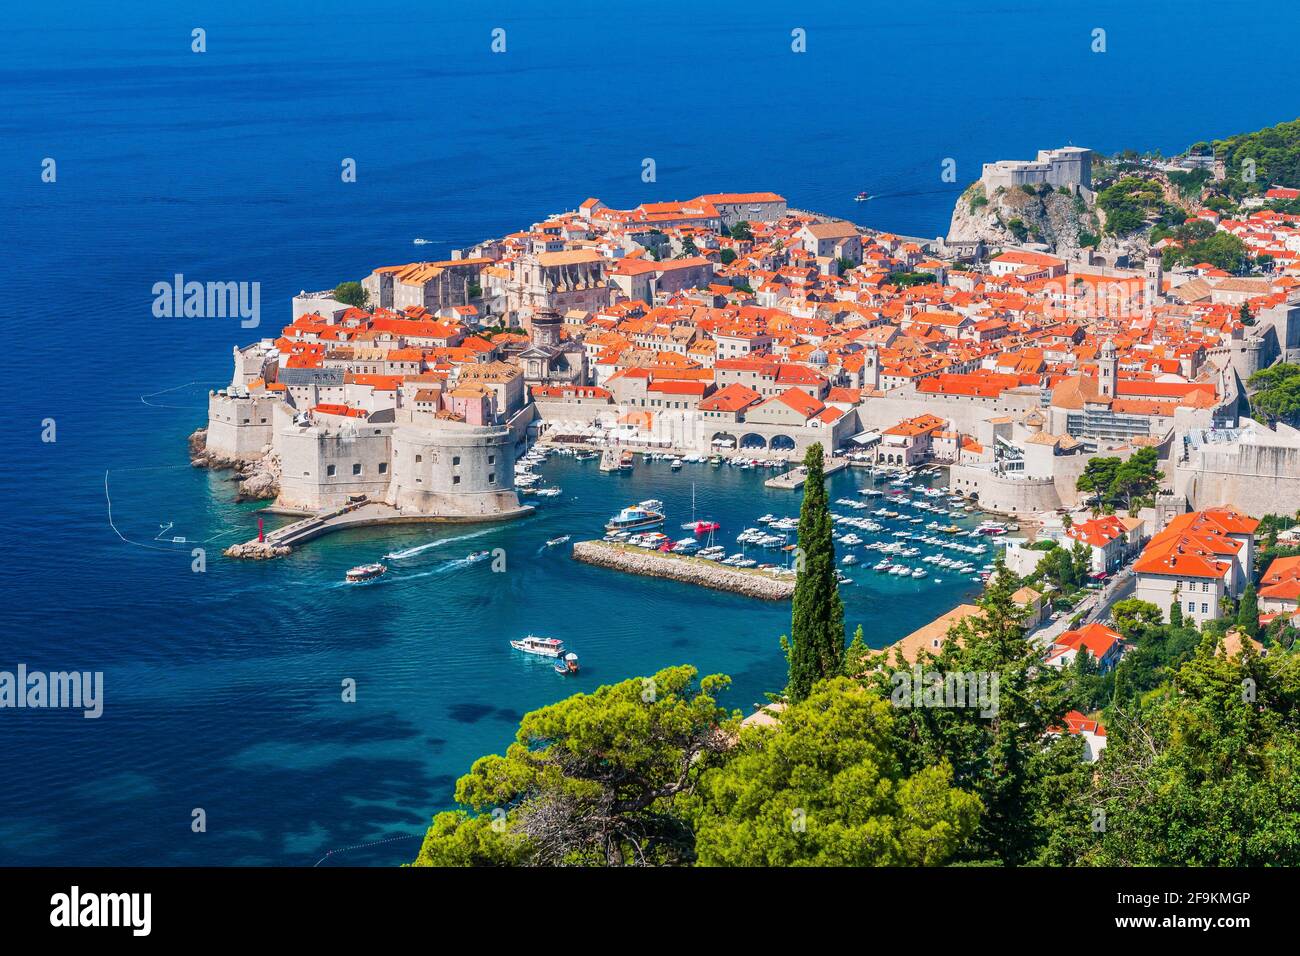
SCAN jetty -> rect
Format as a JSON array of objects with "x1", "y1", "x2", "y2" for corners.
[
  {"x1": 224, "y1": 498, "x2": 533, "y2": 559},
  {"x1": 765, "y1": 457, "x2": 848, "y2": 490},
  {"x1": 572, "y1": 540, "x2": 795, "y2": 600}
]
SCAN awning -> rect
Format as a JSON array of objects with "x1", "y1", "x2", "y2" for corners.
[{"x1": 850, "y1": 430, "x2": 881, "y2": 445}]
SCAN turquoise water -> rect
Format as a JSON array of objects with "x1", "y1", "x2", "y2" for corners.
[{"x1": 9, "y1": 0, "x2": 1300, "y2": 866}]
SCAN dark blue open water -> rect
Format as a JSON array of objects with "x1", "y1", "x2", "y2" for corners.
[{"x1": 4, "y1": 0, "x2": 1297, "y2": 864}]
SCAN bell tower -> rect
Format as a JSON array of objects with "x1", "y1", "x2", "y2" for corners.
[{"x1": 1098, "y1": 338, "x2": 1118, "y2": 397}]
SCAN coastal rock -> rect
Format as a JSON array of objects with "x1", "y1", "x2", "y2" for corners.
[
  {"x1": 223, "y1": 540, "x2": 290, "y2": 560},
  {"x1": 572, "y1": 540, "x2": 794, "y2": 600},
  {"x1": 947, "y1": 181, "x2": 1103, "y2": 257},
  {"x1": 235, "y1": 453, "x2": 281, "y2": 502}
]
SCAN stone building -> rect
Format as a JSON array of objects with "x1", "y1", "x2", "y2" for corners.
[
  {"x1": 507, "y1": 250, "x2": 609, "y2": 316},
  {"x1": 362, "y1": 259, "x2": 490, "y2": 313},
  {"x1": 980, "y1": 147, "x2": 1092, "y2": 193}
]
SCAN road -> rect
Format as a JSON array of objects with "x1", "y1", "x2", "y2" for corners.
[{"x1": 1028, "y1": 567, "x2": 1136, "y2": 648}]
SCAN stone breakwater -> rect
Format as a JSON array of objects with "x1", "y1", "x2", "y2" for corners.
[{"x1": 572, "y1": 541, "x2": 795, "y2": 600}]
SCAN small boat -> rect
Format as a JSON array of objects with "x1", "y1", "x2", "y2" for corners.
[
  {"x1": 510, "y1": 635, "x2": 566, "y2": 658},
  {"x1": 854, "y1": 191, "x2": 870, "y2": 202},
  {"x1": 413, "y1": 237, "x2": 433, "y2": 245},
  {"x1": 545, "y1": 535, "x2": 571, "y2": 547},
  {"x1": 345, "y1": 563, "x2": 387, "y2": 583},
  {"x1": 554, "y1": 652, "x2": 580, "y2": 675},
  {"x1": 606, "y1": 500, "x2": 665, "y2": 532},
  {"x1": 467, "y1": 550, "x2": 492, "y2": 562}
]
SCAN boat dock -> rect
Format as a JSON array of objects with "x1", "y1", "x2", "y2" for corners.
[
  {"x1": 765, "y1": 457, "x2": 848, "y2": 490},
  {"x1": 571, "y1": 540, "x2": 795, "y2": 600},
  {"x1": 224, "y1": 498, "x2": 534, "y2": 559}
]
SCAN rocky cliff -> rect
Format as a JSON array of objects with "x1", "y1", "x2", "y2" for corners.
[
  {"x1": 947, "y1": 182, "x2": 1104, "y2": 257},
  {"x1": 188, "y1": 427, "x2": 281, "y2": 501}
]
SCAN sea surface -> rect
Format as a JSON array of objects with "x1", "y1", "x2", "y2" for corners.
[{"x1": 5, "y1": 0, "x2": 1298, "y2": 865}]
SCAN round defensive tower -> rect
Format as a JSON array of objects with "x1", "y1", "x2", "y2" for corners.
[{"x1": 386, "y1": 420, "x2": 523, "y2": 518}]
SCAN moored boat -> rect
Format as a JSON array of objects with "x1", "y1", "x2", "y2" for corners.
[
  {"x1": 554, "y1": 652, "x2": 580, "y2": 675},
  {"x1": 510, "y1": 635, "x2": 566, "y2": 658},
  {"x1": 605, "y1": 499, "x2": 665, "y2": 532}
]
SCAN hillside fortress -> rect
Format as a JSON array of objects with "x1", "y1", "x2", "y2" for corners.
[{"x1": 980, "y1": 146, "x2": 1092, "y2": 194}]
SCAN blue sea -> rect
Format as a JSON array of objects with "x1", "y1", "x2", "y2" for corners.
[{"x1": 4, "y1": 0, "x2": 1297, "y2": 865}]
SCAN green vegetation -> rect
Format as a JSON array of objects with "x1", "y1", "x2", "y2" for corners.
[
  {"x1": 690, "y1": 678, "x2": 980, "y2": 865},
  {"x1": 1248, "y1": 363, "x2": 1300, "y2": 425},
  {"x1": 1210, "y1": 118, "x2": 1300, "y2": 198},
  {"x1": 1096, "y1": 176, "x2": 1168, "y2": 235},
  {"x1": 680, "y1": 236, "x2": 699, "y2": 256},
  {"x1": 1006, "y1": 218, "x2": 1029, "y2": 242},
  {"x1": 719, "y1": 248, "x2": 736, "y2": 265},
  {"x1": 783, "y1": 443, "x2": 844, "y2": 702},
  {"x1": 1155, "y1": 219, "x2": 1250, "y2": 273},
  {"x1": 413, "y1": 547, "x2": 1300, "y2": 867},
  {"x1": 332, "y1": 281, "x2": 368, "y2": 309},
  {"x1": 886, "y1": 270, "x2": 936, "y2": 287},
  {"x1": 1075, "y1": 447, "x2": 1162, "y2": 512},
  {"x1": 728, "y1": 220, "x2": 753, "y2": 241},
  {"x1": 412, "y1": 666, "x2": 736, "y2": 866}
]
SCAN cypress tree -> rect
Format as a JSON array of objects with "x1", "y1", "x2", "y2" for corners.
[
  {"x1": 1238, "y1": 583, "x2": 1260, "y2": 639},
  {"x1": 786, "y1": 443, "x2": 844, "y2": 702}
]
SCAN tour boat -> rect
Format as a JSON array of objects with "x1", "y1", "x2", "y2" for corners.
[
  {"x1": 606, "y1": 499, "x2": 665, "y2": 532},
  {"x1": 545, "y1": 535, "x2": 571, "y2": 547},
  {"x1": 554, "y1": 652, "x2": 580, "y2": 675},
  {"x1": 510, "y1": 635, "x2": 566, "y2": 658},
  {"x1": 345, "y1": 563, "x2": 387, "y2": 583}
]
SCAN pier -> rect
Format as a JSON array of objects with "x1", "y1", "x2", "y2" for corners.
[
  {"x1": 224, "y1": 498, "x2": 534, "y2": 558},
  {"x1": 571, "y1": 540, "x2": 795, "y2": 600},
  {"x1": 765, "y1": 457, "x2": 848, "y2": 490}
]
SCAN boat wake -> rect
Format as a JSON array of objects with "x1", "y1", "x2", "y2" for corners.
[{"x1": 384, "y1": 526, "x2": 497, "y2": 560}]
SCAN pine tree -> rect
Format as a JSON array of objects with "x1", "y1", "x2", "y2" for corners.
[
  {"x1": 785, "y1": 443, "x2": 844, "y2": 702},
  {"x1": 1170, "y1": 598, "x2": 1184, "y2": 629}
]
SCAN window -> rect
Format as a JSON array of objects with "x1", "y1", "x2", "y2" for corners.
[
  {"x1": 1201, "y1": 603, "x2": 1209, "y2": 615},
  {"x1": 1201, "y1": 582, "x2": 1209, "y2": 593},
  {"x1": 378, "y1": 463, "x2": 387, "y2": 474},
  {"x1": 352, "y1": 463, "x2": 362, "y2": 475},
  {"x1": 415, "y1": 454, "x2": 422, "y2": 464},
  {"x1": 487, "y1": 455, "x2": 495, "y2": 465},
  {"x1": 1187, "y1": 601, "x2": 1195, "y2": 613},
  {"x1": 453, "y1": 476, "x2": 461, "y2": 485},
  {"x1": 326, "y1": 464, "x2": 336, "y2": 477},
  {"x1": 488, "y1": 473, "x2": 495, "y2": 484},
  {"x1": 452, "y1": 456, "x2": 461, "y2": 466}
]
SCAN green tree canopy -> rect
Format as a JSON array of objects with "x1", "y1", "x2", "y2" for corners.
[
  {"x1": 690, "y1": 678, "x2": 981, "y2": 866},
  {"x1": 412, "y1": 666, "x2": 738, "y2": 866},
  {"x1": 332, "y1": 281, "x2": 368, "y2": 308}
]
